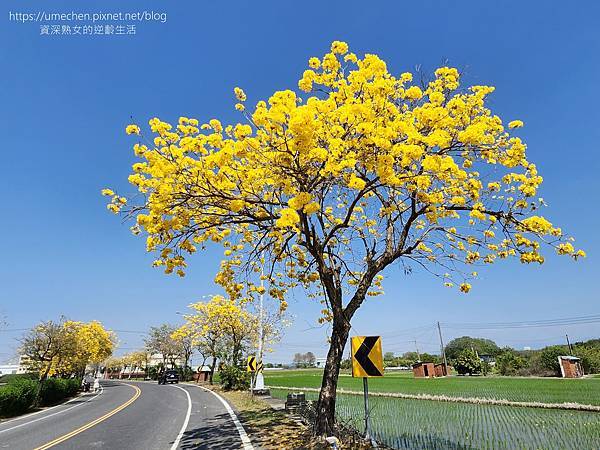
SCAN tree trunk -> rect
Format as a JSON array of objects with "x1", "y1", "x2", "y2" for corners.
[
  {"x1": 209, "y1": 357, "x2": 217, "y2": 384},
  {"x1": 313, "y1": 318, "x2": 351, "y2": 436},
  {"x1": 40, "y1": 361, "x2": 53, "y2": 382}
]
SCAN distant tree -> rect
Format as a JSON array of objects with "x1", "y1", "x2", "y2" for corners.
[
  {"x1": 171, "y1": 327, "x2": 194, "y2": 377},
  {"x1": 103, "y1": 356, "x2": 125, "y2": 378},
  {"x1": 445, "y1": 336, "x2": 500, "y2": 360},
  {"x1": 539, "y1": 345, "x2": 568, "y2": 376},
  {"x1": 401, "y1": 352, "x2": 420, "y2": 364},
  {"x1": 574, "y1": 345, "x2": 600, "y2": 374},
  {"x1": 20, "y1": 318, "x2": 75, "y2": 381},
  {"x1": 293, "y1": 352, "x2": 317, "y2": 368},
  {"x1": 21, "y1": 318, "x2": 114, "y2": 380},
  {"x1": 145, "y1": 324, "x2": 182, "y2": 368},
  {"x1": 340, "y1": 357, "x2": 351, "y2": 370},
  {"x1": 126, "y1": 351, "x2": 150, "y2": 378},
  {"x1": 420, "y1": 353, "x2": 440, "y2": 364},
  {"x1": 293, "y1": 353, "x2": 303, "y2": 367},
  {"x1": 384, "y1": 351, "x2": 395, "y2": 361},
  {"x1": 394, "y1": 358, "x2": 413, "y2": 368},
  {"x1": 66, "y1": 320, "x2": 115, "y2": 375},
  {"x1": 495, "y1": 349, "x2": 526, "y2": 376},
  {"x1": 453, "y1": 349, "x2": 482, "y2": 375}
]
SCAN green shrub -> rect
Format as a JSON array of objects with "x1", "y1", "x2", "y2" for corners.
[
  {"x1": 176, "y1": 366, "x2": 194, "y2": 382},
  {"x1": 495, "y1": 350, "x2": 526, "y2": 376},
  {"x1": 148, "y1": 365, "x2": 161, "y2": 380},
  {"x1": 539, "y1": 345, "x2": 567, "y2": 376},
  {"x1": 0, "y1": 378, "x2": 38, "y2": 417},
  {"x1": 219, "y1": 364, "x2": 250, "y2": 391},
  {"x1": 453, "y1": 349, "x2": 482, "y2": 375},
  {"x1": 38, "y1": 378, "x2": 80, "y2": 406},
  {"x1": 0, "y1": 376, "x2": 81, "y2": 417},
  {"x1": 574, "y1": 345, "x2": 600, "y2": 374}
]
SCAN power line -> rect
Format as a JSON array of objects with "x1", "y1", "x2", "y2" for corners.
[
  {"x1": 441, "y1": 313, "x2": 600, "y2": 330},
  {"x1": 0, "y1": 328, "x2": 147, "y2": 334}
]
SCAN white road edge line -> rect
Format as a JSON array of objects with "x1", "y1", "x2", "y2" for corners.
[
  {"x1": 0, "y1": 383, "x2": 103, "y2": 427},
  {"x1": 0, "y1": 386, "x2": 104, "y2": 434},
  {"x1": 0, "y1": 390, "x2": 84, "y2": 426},
  {"x1": 169, "y1": 385, "x2": 192, "y2": 450},
  {"x1": 194, "y1": 385, "x2": 254, "y2": 450}
]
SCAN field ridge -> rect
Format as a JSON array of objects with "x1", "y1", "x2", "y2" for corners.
[{"x1": 267, "y1": 384, "x2": 600, "y2": 412}]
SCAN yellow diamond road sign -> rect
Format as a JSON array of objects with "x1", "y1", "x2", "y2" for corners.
[
  {"x1": 247, "y1": 355, "x2": 257, "y2": 372},
  {"x1": 351, "y1": 336, "x2": 383, "y2": 377}
]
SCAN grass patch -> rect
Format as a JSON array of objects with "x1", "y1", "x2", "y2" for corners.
[
  {"x1": 218, "y1": 389, "x2": 312, "y2": 449},
  {"x1": 265, "y1": 369, "x2": 600, "y2": 405}
]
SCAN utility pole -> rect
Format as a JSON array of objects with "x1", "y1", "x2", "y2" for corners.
[
  {"x1": 414, "y1": 340, "x2": 421, "y2": 361},
  {"x1": 437, "y1": 321, "x2": 448, "y2": 375},
  {"x1": 566, "y1": 334, "x2": 573, "y2": 354}
]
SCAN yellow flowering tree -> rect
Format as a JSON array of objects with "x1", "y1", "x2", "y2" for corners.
[
  {"x1": 21, "y1": 318, "x2": 114, "y2": 380},
  {"x1": 186, "y1": 295, "x2": 256, "y2": 366},
  {"x1": 69, "y1": 320, "x2": 115, "y2": 374},
  {"x1": 106, "y1": 41, "x2": 583, "y2": 434},
  {"x1": 170, "y1": 326, "x2": 194, "y2": 377},
  {"x1": 127, "y1": 350, "x2": 151, "y2": 378}
]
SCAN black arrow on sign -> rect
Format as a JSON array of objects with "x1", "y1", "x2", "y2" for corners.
[{"x1": 354, "y1": 336, "x2": 382, "y2": 376}]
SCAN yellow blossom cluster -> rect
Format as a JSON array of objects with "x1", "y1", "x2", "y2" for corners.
[{"x1": 105, "y1": 41, "x2": 582, "y2": 308}]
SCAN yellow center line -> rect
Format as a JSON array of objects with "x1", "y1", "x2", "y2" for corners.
[{"x1": 33, "y1": 383, "x2": 142, "y2": 450}]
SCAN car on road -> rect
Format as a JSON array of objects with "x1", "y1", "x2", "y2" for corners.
[{"x1": 158, "y1": 369, "x2": 179, "y2": 384}]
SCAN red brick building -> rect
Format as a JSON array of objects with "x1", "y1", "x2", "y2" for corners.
[
  {"x1": 193, "y1": 366, "x2": 212, "y2": 382},
  {"x1": 412, "y1": 362, "x2": 436, "y2": 378},
  {"x1": 558, "y1": 356, "x2": 584, "y2": 378},
  {"x1": 434, "y1": 363, "x2": 450, "y2": 377}
]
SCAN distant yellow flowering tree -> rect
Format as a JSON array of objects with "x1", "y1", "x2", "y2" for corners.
[
  {"x1": 21, "y1": 318, "x2": 114, "y2": 380},
  {"x1": 181, "y1": 296, "x2": 257, "y2": 369},
  {"x1": 105, "y1": 41, "x2": 583, "y2": 434},
  {"x1": 170, "y1": 326, "x2": 194, "y2": 376}
]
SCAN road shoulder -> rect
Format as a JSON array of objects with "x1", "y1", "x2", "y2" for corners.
[{"x1": 201, "y1": 385, "x2": 313, "y2": 449}]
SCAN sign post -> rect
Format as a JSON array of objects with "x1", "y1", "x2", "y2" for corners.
[
  {"x1": 363, "y1": 377, "x2": 370, "y2": 440},
  {"x1": 351, "y1": 336, "x2": 383, "y2": 447}
]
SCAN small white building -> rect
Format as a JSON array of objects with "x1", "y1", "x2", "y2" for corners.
[
  {"x1": 1, "y1": 355, "x2": 33, "y2": 375},
  {"x1": 0, "y1": 364, "x2": 20, "y2": 376},
  {"x1": 315, "y1": 357, "x2": 327, "y2": 368}
]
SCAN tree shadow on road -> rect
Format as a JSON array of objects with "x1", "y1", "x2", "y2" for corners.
[{"x1": 179, "y1": 412, "x2": 242, "y2": 449}]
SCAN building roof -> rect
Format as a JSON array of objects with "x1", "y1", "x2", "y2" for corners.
[
  {"x1": 559, "y1": 355, "x2": 581, "y2": 361},
  {"x1": 412, "y1": 361, "x2": 433, "y2": 368}
]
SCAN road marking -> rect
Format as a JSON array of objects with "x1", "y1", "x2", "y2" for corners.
[
  {"x1": 193, "y1": 385, "x2": 254, "y2": 450},
  {"x1": 0, "y1": 387, "x2": 103, "y2": 434},
  {"x1": 32, "y1": 383, "x2": 141, "y2": 450},
  {"x1": 169, "y1": 385, "x2": 192, "y2": 450}
]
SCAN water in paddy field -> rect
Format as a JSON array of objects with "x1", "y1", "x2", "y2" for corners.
[{"x1": 270, "y1": 389, "x2": 600, "y2": 449}]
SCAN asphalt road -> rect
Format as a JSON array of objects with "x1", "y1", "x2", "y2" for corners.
[{"x1": 0, "y1": 380, "x2": 254, "y2": 450}]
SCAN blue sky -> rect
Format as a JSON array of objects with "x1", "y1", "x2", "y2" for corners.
[{"x1": 1, "y1": 0, "x2": 599, "y2": 364}]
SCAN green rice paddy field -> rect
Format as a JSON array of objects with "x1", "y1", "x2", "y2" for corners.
[{"x1": 266, "y1": 370, "x2": 600, "y2": 449}]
